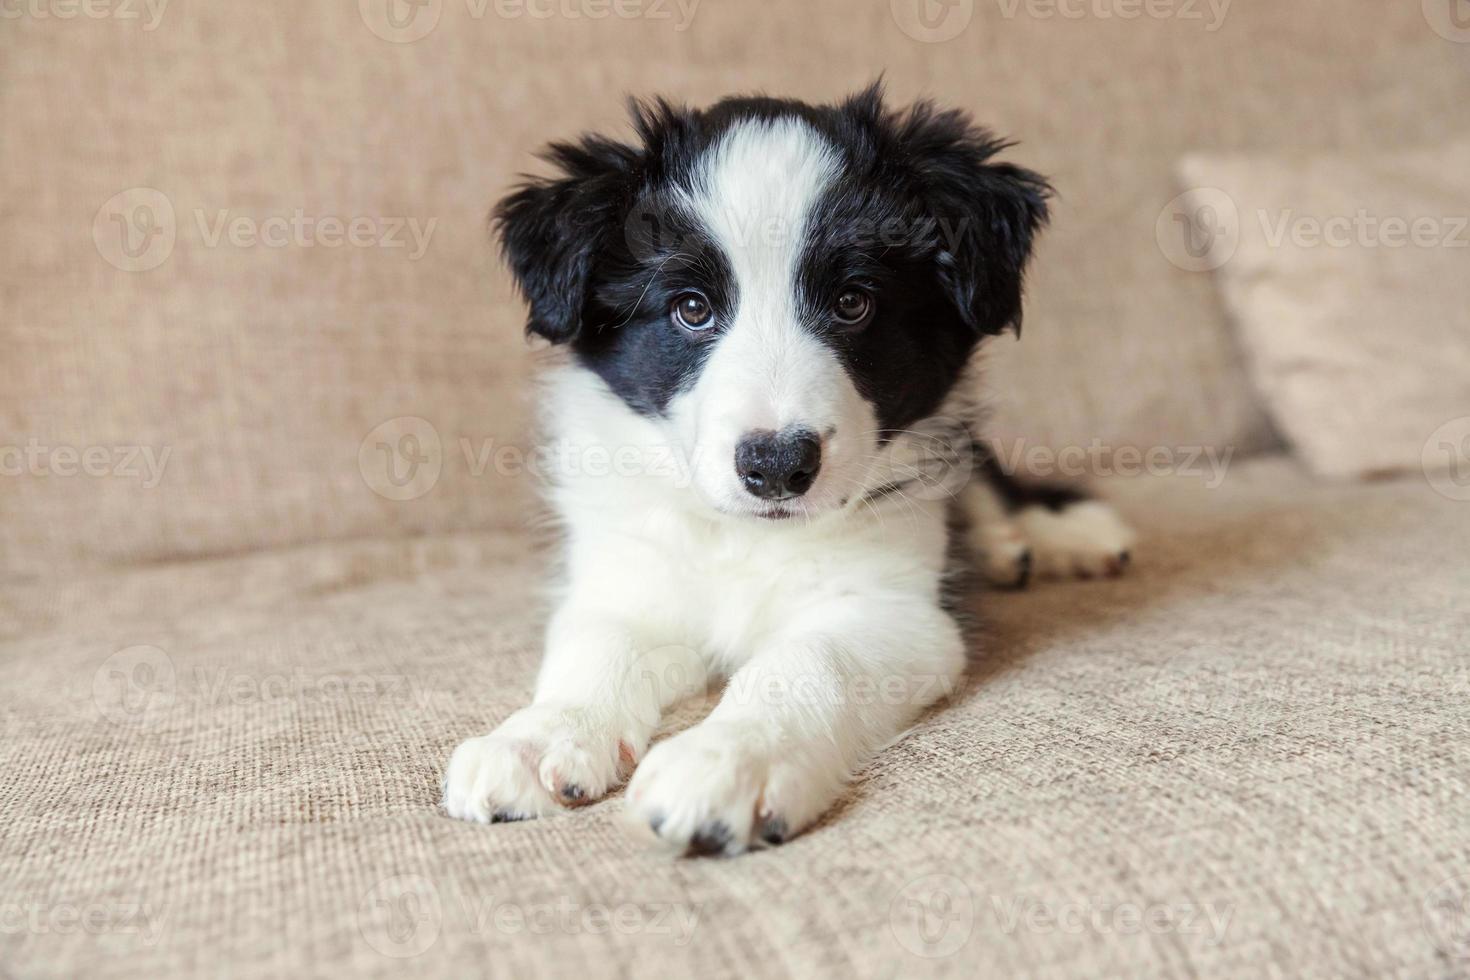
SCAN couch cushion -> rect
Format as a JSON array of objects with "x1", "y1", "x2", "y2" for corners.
[
  {"x1": 1177, "y1": 140, "x2": 1470, "y2": 480},
  {"x1": 7, "y1": 3, "x2": 1470, "y2": 577},
  {"x1": 3, "y1": 458, "x2": 1467, "y2": 977}
]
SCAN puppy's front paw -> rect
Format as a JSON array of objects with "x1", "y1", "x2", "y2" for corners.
[
  {"x1": 442, "y1": 703, "x2": 637, "y2": 824},
  {"x1": 624, "y1": 721, "x2": 841, "y2": 857},
  {"x1": 1017, "y1": 500, "x2": 1135, "y2": 581}
]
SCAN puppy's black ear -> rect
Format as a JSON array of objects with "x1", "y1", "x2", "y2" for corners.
[
  {"x1": 493, "y1": 134, "x2": 639, "y2": 344},
  {"x1": 895, "y1": 101, "x2": 1051, "y2": 337}
]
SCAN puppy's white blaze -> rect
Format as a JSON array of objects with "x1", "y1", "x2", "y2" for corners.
[{"x1": 672, "y1": 118, "x2": 877, "y2": 510}]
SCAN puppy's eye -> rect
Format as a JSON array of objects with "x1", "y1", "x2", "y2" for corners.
[
  {"x1": 671, "y1": 292, "x2": 715, "y2": 332},
  {"x1": 833, "y1": 288, "x2": 874, "y2": 327}
]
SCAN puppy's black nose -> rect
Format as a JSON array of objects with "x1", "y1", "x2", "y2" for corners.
[{"x1": 735, "y1": 429, "x2": 822, "y2": 500}]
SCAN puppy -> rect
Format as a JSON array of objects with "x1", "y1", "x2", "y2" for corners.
[{"x1": 443, "y1": 85, "x2": 1134, "y2": 855}]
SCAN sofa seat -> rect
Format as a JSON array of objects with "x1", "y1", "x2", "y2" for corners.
[{"x1": 3, "y1": 457, "x2": 1466, "y2": 979}]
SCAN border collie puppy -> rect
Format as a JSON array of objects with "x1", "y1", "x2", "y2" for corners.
[{"x1": 443, "y1": 85, "x2": 1134, "y2": 855}]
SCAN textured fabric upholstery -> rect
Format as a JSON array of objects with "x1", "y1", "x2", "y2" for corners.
[
  {"x1": 3, "y1": 460, "x2": 1468, "y2": 977},
  {"x1": 6, "y1": 0, "x2": 1468, "y2": 574}
]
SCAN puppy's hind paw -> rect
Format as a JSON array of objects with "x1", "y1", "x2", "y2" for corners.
[
  {"x1": 968, "y1": 518, "x2": 1034, "y2": 589},
  {"x1": 1017, "y1": 500, "x2": 1135, "y2": 581}
]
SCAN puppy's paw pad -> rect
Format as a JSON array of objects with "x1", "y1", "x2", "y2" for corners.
[{"x1": 1018, "y1": 500, "x2": 1136, "y2": 582}]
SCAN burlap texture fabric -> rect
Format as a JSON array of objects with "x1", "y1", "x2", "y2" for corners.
[{"x1": 3, "y1": 459, "x2": 1468, "y2": 978}]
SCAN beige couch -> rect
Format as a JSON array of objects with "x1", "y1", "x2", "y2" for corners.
[{"x1": 3, "y1": 3, "x2": 1468, "y2": 977}]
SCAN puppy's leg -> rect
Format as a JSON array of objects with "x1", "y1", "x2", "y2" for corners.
[
  {"x1": 443, "y1": 605, "x2": 703, "y2": 823},
  {"x1": 964, "y1": 445, "x2": 1135, "y2": 584},
  {"x1": 625, "y1": 599, "x2": 964, "y2": 855}
]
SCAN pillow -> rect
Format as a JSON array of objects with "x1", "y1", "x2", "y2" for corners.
[{"x1": 1173, "y1": 142, "x2": 1470, "y2": 480}]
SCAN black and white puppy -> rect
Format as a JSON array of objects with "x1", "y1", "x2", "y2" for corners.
[{"x1": 443, "y1": 86, "x2": 1134, "y2": 854}]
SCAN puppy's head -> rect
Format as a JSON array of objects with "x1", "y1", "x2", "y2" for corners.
[{"x1": 496, "y1": 84, "x2": 1049, "y2": 521}]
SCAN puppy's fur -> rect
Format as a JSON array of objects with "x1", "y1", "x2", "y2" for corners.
[{"x1": 443, "y1": 86, "x2": 1134, "y2": 855}]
